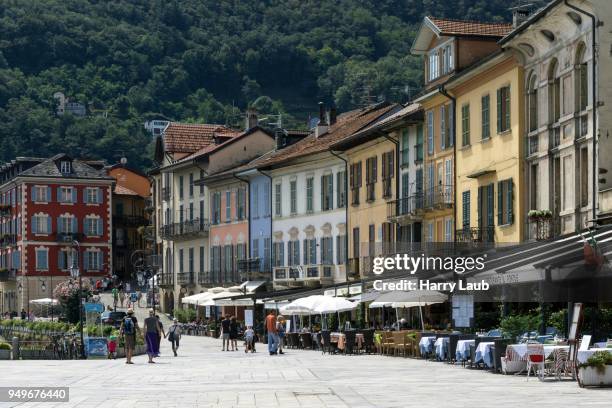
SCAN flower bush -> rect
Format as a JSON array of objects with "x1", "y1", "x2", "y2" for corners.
[{"x1": 53, "y1": 280, "x2": 92, "y2": 324}]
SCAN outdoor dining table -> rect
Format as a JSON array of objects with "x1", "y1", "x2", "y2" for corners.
[
  {"x1": 474, "y1": 342, "x2": 495, "y2": 368},
  {"x1": 434, "y1": 337, "x2": 449, "y2": 360},
  {"x1": 419, "y1": 336, "x2": 436, "y2": 355},
  {"x1": 505, "y1": 344, "x2": 570, "y2": 362},
  {"x1": 330, "y1": 332, "x2": 364, "y2": 351},
  {"x1": 455, "y1": 339, "x2": 475, "y2": 362}
]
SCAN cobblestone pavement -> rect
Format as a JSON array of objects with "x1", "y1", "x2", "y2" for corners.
[{"x1": 1, "y1": 334, "x2": 611, "y2": 407}]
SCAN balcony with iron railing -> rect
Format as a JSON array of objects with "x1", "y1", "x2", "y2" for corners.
[
  {"x1": 455, "y1": 226, "x2": 495, "y2": 243},
  {"x1": 157, "y1": 273, "x2": 174, "y2": 287},
  {"x1": 387, "y1": 195, "x2": 424, "y2": 222},
  {"x1": 273, "y1": 264, "x2": 334, "y2": 288},
  {"x1": 237, "y1": 258, "x2": 262, "y2": 280},
  {"x1": 198, "y1": 270, "x2": 212, "y2": 285},
  {"x1": 0, "y1": 269, "x2": 17, "y2": 282},
  {"x1": 423, "y1": 185, "x2": 454, "y2": 210},
  {"x1": 0, "y1": 234, "x2": 17, "y2": 248},
  {"x1": 177, "y1": 271, "x2": 195, "y2": 286},
  {"x1": 525, "y1": 216, "x2": 561, "y2": 241},
  {"x1": 160, "y1": 218, "x2": 210, "y2": 240},
  {"x1": 113, "y1": 215, "x2": 148, "y2": 227}
]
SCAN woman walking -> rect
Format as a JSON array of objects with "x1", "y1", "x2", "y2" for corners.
[
  {"x1": 167, "y1": 318, "x2": 181, "y2": 357},
  {"x1": 229, "y1": 316, "x2": 239, "y2": 351},
  {"x1": 144, "y1": 309, "x2": 163, "y2": 363}
]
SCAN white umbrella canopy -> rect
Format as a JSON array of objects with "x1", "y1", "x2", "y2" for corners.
[
  {"x1": 312, "y1": 296, "x2": 358, "y2": 314},
  {"x1": 280, "y1": 295, "x2": 320, "y2": 315},
  {"x1": 30, "y1": 298, "x2": 58, "y2": 305},
  {"x1": 281, "y1": 295, "x2": 358, "y2": 315},
  {"x1": 370, "y1": 290, "x2": 447, "y2": 308},
  {"x1": 181, "y1": 292, "x2": 212, "y2": 305}
]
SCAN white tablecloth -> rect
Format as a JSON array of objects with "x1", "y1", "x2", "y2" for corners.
[
  {"x1": 419, "y1": 336, "x2": 436, "y2": 354},
  {"x1": 455, "y1": 339, "x2": 475, "y2": 361},
  {"x1": 507, "y1": 344, "x2": 569, "y2": 360},
  {"x1": 475, "y1": 342, "x2": 495, "y2": 367},
  {"x1": 434, "y1": 337, "x2": 449, "y2": 360}
]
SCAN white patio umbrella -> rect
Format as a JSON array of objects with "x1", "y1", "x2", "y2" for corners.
[
  {"x1": 280, "y1": 295, "x2": 320, "y2": 315},
  {"x1": 312, "y1": 296, "x2": 358, "y2": 314},
  {"x1": 30, "y1": 298, "x2": 58, "y2": 305},
  {"x1": 369, "y1": 290, "x2": 447, "y2": 330}
]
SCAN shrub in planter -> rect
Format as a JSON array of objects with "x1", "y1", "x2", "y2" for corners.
[
  {"x1": 579, "y1": 351, "x2": 612, "y2": 387},
  {"x1": 0, "y1": 342, "x2": 11, "y2": 360}
]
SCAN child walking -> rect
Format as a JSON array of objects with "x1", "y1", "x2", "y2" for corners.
[
  {"x1": 244, "y1": 326, "x2": 255, "y2": 353},
  {"x1": 107, "y1": 335, "x2": 117, "y2": 359}
]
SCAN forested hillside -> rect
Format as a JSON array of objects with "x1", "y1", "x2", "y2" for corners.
[{"x1": 0, "y1": 0, "x2": 544, "y2": 169}]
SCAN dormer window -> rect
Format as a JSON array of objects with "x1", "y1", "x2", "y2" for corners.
[
  {"x1": 428, "y1": 49, "x2": 440, "y2": 81},
  {"x1": 60, "y1": 161, "x2": 72, "y2": 174}
]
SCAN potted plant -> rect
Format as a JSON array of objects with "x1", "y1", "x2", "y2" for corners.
[
  {"x1": 0, "y1": 342, "x2": 11, "y2": 360},
  {"x1": 528, "y1": 210, "x2": 542, "y2": 221},
  {"x1": 579, "y1": 351, "x2": 612, "y2": 387}
]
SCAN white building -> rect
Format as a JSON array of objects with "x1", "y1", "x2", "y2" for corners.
[{"x1": 500, "y1": 0, "x2": 612, "y2": 236}]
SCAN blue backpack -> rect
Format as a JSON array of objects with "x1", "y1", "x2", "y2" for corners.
[{"x1": 123, "y1": 317, "x2": 134, "y2": 335}]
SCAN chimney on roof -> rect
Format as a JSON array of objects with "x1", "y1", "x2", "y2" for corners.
[
  {"x1": 329, "y1": 106, "x2": 337, "y2": 125},
  {"x1": 511, "y1": 4, "x2": 533, "y2": 28},
  {"x1": 245, "y1": 108, "x2": 258, "y2": 130},
  {"x1": 315, "y1": 102, "x2": 328, "y2": 139}
]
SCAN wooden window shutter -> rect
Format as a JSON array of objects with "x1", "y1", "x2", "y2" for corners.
[
  {"x1": 477, "y1": 186, "x2": 482, "y2": 229},
  {"x1": 497, "y1": 181, "x2": 503, "y2": 225},
  {"x1": 507, "y1": 179, "x2": 514, "y2": 224},
  {"x1": 496, "y1": 88, "x2": 502, "y2": 133}
]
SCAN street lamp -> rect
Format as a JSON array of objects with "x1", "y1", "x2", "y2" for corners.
[{"x1": 70, "y1": 240, "x2": 85, "y2": 359}]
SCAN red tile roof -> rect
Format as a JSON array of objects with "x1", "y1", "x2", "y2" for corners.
[
  {"x1": 428, "y1": 17, "x2": 513, "y2": 37},
  {"x1": 236, "y1": 103, "x2": 396, "y2": 170},
  {"x1": 162, "y1": 122, "x2": 241, "y2": 154}
]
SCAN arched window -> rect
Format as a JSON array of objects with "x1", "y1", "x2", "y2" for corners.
[
  {"x1": 548, "y1": 59, "x2": 560, "y2": 123},
  {"x1": 576, "y1": 43, "x2": 588, "y2": 112},
  {"x1": 527, "y1": 73, "x2": 538, "y2": 132}
]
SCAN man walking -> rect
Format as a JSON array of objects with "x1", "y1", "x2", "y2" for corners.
[
  {"x1": 266, "y1": 310, "x2": 279, "y2": 355},
  {"x1": 221, "y1": 315, "x2": 231, "y2": 351},
  {"x1": 120, "y1": 308, "x2": 139, "y2": 364}
]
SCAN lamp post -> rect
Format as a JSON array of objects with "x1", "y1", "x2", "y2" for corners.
[{"x1": 70, "y1": 240, "x2": 85, "y2": 359}]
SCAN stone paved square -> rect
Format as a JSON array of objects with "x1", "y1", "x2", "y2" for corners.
[{"x1": 0, "y1": 335, "x2": 610, "y2": 407}]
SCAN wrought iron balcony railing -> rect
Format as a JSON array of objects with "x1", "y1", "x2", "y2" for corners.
[
  {"x1": 423, "y1": 185, "x2": 454, "y2": 209},
  {"x1": 160, "y1": 218, "x2": 210, "y2": 240},
  {"x1": 455, "y1": 226, "x2": 495, "y2": 243},
  {"x1": 157, "y1": 273, "x2": 174, "y2": 287},
  {"x1": 177, "y1": 271, "x2": 195, "y2": 286}
]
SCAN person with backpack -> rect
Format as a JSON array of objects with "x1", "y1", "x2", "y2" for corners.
[
  {"x1": 120, "y1": 309, "x2": 139, "y2": 364},
  {"x1": 166, "y1": 318, "x2": 181, "y2": 357}
]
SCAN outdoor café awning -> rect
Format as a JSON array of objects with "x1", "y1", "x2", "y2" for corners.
[
  {"x1": 240, "y1": 280, "x2": 267, "y2": 293},
  {"x1": 464, "y1": 225, "x2": 612, "y2": 299},
  {"x1": 369, "y1": 290, "x2": 447, "y2": 308}
]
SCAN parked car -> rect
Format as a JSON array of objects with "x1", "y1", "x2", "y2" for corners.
[{"x1": 100, "y1": 311, "x2": 126, "y2": 328}]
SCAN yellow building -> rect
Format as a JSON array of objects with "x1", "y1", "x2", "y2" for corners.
[
  {"x1": 331, "y1": 116, "x2": 399, "y2": 280},
  {"x1": 411, "y1": 16, "x2": 513, "y2": 243},
  {"x1": 447, "y1": 53, "x2": 525, "y2": 244}
]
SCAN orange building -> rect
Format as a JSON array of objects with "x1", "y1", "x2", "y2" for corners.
[{"x1": 108, "y1": 164, "x2": 151, "y2": 282}]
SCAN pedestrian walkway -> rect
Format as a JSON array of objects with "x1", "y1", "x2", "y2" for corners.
[
  {"x1": 99, "y1": 292, "x2": 172, "y2": 328},
  {"x1": 0, "y1": 335, "x2": 609, "y2": 407}
]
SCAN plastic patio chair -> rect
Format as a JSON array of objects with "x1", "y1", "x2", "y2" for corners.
[{"x1": 526, "y1": 343, "x2": 551, "y2": 381}]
